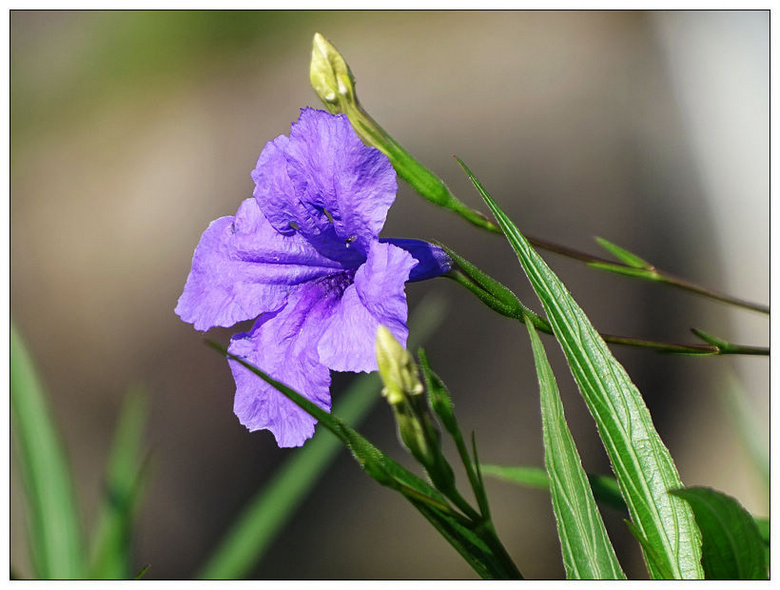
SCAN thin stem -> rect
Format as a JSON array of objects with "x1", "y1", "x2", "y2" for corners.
[
  {"x1": 452, "y1": 430, "x2": 490, "y2": 519},
  {"x1": 441, "y1": 485, "x2": 482, "y2": 523},
  {"x1": 476, "y1": 519, "x2": 522, "y2": 580},
  {"x1": 441, "y1": 484, "x2": 521, "y2": 580},
  {"x1": 523, "y1": 233, "x2": 768, "y2": 315},
  {"x1": 598, "y1": 333, "x2": 717, "y2": 355},
  {"x1": 655, "y1": 273, "x2": 770, "y2": 315},
  {"x1": 526, "y1": 234, "x2": 610, "y2": 264}
]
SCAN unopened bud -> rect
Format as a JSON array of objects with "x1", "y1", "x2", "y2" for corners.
[
  {"x1": 375, "y1": 327, "x2": 453, "y2": 489},
  {"x1": 310, "y1": 33, "x2": 357, "y2": 114},
  {"x1": 375, "y1": 325, "x2": 423, "y2": 405}
]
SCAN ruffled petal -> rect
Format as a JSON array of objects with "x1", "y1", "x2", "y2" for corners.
[
  {"x1": 317, "y1": 241, "x2": 416, "y2": 373},
  {"x1": 175, "y1": 198, "x2": 346, "y2": 331},
  {"x1": 252, "y1": 108, "x2": 397, "y2": 258},
  {"x1": 250, "y1": 134, "x2": 322, "y2": 238},
  {"x1": 228, "y1": 279, "x2": 344, "y2": 448}
]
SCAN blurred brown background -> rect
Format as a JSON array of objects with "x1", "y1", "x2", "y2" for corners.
[{"x1": 11, "y1": 10, "x2": 768, "y2": 579}]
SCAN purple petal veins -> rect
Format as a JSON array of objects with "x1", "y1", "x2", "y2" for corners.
[{"x1": 176, "y1": 108, "x2": 452, "y2": 447}]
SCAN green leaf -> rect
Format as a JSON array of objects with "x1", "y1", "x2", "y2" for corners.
[
  {"x1": 486, "y1": 464, "x2": 628, "y2": 511},
  {"x1": 11, "y1": 321, "x2": 86, "y2": 578},
  {"x1": 481, "y1": 464, "x2": 551, "y2": 489},
  {"x1": 670, "y1": 487, "x2": 768, "y2": 579},
  {"x1": 89, "y1": 389, "x2": 148, "y2": 579},
  {"x1": 482, "y1": 465, "x2": 769, "y2": 558},
  {"x1": 526, "y1": 321, "x2": 625, "y2": 579},
  {"x1": 754, "y1": 516, "x2": 769, "y2": 545},
  {"x1": 586, "y1": 262, "x2": 658, "y2": 281},
  {"x1": 593, "y1": 237, "x2": 653, "y2": 270},
  {"x1": 458, "y1": 158, "x2": 704, "y2": 579},
  {"x1": 624, "y1": 520, "x2": 675, "y2": 580}
]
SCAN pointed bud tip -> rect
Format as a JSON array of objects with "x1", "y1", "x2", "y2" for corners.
[
  {"x1": 312, "y1": 32, "x2": 331, "y2": 55},
  {"x1": 375, "y1": 324, "x2": 398, "y2": 354},
  {"x1": 375, "y1": 326, "x2": 405, "y2": 404},
  {"x1": 375, "y1": 325, "x2": 424, "y2": 404},
  {"x1": 309, "y1": 32, "x2": 356, "y2": 111}
]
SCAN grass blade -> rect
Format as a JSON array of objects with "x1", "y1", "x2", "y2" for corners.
[
  {"x1": 88, "y1": 389, "x2": 148, "y2": 579},
  {"x1": 720, "y1": 373, "x2": 769, "y2": 488},
  {"x1": 458, "y1": 159, "x2": 703, "y2": 579},
  {"x1": 526, "y1": 321, "x2": 625, "y2": 579},
  {"x1": 11, "y1": 322, "x2": 86, "y2": 578}
]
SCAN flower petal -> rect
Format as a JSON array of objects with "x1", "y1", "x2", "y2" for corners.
[
  {"x1": 318, "y1": 241, "x2": 416, "y2": 373},
  {"x1": 228, "y1": 280, "x2": 344, "y2": 447},
  {"x1": 175, "y1": 198, "x2": 346, "y2": 331},
  {"x1": 252, "y1": 108, "x2": 397, "y2": 258}
]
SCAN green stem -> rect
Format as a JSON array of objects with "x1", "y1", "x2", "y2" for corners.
[
  {"x1": 655, "y1": 273, "x2": 769, "y2": 314},
  {"x1": 472, "y1": 518, "x2": 522, "y2": 580},
  {"x1": 349, "y1": 103, "x2": 500, "y2": 233}
]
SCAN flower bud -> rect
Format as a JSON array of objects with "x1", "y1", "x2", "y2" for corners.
[
  {"x1": 310, "y1": 32, "x2": 357, "y2": 115},
  {"x1": 375, "y1": 327, "x2": 453, "y2": 489},
  {"x1": 375, "y1": 325, "x2": 423, "y2": 405}
]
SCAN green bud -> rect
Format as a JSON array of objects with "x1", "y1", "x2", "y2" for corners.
[
  {"x1": 375, "y1": 327, "x2": 454, "y2": 489},
  {"x1": 310, "y1": 32, "x2": 389, "y2": 154},
  {"x1": 375, "y1": 325, "x2": 423, "y2": 405},
  {"x1": 310, "y1": 32, "x2": 358, "y2": 115}
]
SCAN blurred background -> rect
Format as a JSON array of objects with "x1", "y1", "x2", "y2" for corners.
[{"x1": 11, "y1": 10, "x2": 769, "y2": 579}]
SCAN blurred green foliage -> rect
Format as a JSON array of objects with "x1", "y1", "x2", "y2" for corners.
[{"x1": 11, "y1": 11, "x2": 325, "y2": 146}]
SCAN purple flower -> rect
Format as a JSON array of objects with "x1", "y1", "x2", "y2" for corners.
[{"x1": 176, "y1": 108, "x2": 451, "y2": 447}]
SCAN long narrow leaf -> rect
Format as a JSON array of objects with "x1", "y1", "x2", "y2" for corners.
[
  {"x1": 526, "y1": 321, "x2": 625, "y2": 579},
  {"x1": 482, "y1": 464, "x2": 626, "y2": 513},
  {"x1": 417, "y1": 349, "x2": 489, "y2": 519},
  {"x1": 11, "y1": 322, "x2": 86, "y2": 578},
  {"x1": 594, "y1": 237, "x2": 653, "y2": 270},
  {"x1": 720, "y1": 374, "x2": 769, "y2": 489},
  {"x1": 459, "y1": 159, "x2": 703, "y2": 579},
  {"x1": 198, "y1": 297, "x2": 447, "y2": 579},
  {"x1": 89, "y1": 389, "x2": 148, "y2": 579}
]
